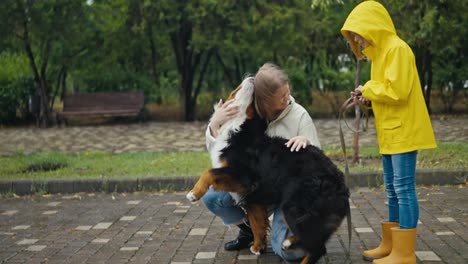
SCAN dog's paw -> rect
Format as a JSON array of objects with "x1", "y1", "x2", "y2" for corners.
[
  {"x1": 282, "y1": 239, "x2": 292, "y2": 250},
  {"x1": 250, "y1": 245, "x2": 263, "y2": 255},
  {"x1": 186, "y1": 191, "x2": 198, "y2": 202}
]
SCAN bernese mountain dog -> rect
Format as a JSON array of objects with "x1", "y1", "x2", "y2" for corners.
[{"x1": 187, "y1": 78, "x2": 350, "y2": 264}]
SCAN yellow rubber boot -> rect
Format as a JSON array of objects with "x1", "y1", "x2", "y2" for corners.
[
  {"x1": 373, "y1": 227, "x2": 417, "y2": 264},
  {"x1": 362, "y1": 222, "x2": 399, "y2": 261}
]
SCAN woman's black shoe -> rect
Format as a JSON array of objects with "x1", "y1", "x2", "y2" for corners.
[{"x1": 224, "y1": 223, "x2": 253, "y2": 251}]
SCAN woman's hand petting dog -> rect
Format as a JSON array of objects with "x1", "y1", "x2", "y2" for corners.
[
  {"x1": 285, "y1": 136, "x2": 310, "y2": 152},
  {"x1": 209, "y1": 99, "x2": 239, "y2": 137}
]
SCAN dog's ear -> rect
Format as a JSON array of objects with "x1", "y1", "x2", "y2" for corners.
[{"x1": 226, "y1": 85, "x2": 242, "y2": 101}]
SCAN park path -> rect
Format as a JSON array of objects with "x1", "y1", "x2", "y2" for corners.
[
  {"x1": 0, "y1": 185, "x2": 467, "y2": 263},
  {"x1": 0, "y1": 116, "x2": 466, "y2": 155}
]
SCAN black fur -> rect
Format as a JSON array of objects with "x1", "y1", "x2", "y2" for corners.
[{"x1": 212, "y1": 115, "x2": 350, "y2": 264}]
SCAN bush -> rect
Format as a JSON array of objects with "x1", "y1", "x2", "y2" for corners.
[
  {"x1": 0, "y1": 52, "x2": 35, "y2": 124},
  {"x1": 0, "y1": 78, "x2": 35, "y2": 123}
]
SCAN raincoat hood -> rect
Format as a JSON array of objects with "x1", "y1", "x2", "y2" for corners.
[{"x1": 341, "y1": 1, "x2": 397, "y2": 59}]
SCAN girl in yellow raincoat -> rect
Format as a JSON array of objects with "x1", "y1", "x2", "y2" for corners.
[{"x1": 341, "y1": 1, "x2": 437, "y2": 264}]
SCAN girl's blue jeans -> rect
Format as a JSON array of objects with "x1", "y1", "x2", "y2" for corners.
[
  {"x1": 382, "y1": 151, "x2": 419, "y2": 229},
  {"x1": 202, "y1": 186, "x2": 304, "y2": 261}
]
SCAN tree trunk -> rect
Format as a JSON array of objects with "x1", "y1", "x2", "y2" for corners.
[
  {"x1": 424, "y1": 50, "x2": 432, "y2": 114},
  {"x1": 146, "y1": 22, "x2": 158, "y2": 84},
  {"x1": 23, "y1": 34, "x2": 52, "y2": 127}
]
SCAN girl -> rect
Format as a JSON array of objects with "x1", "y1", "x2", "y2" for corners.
[{"x1": 341, "y1": 1, "x2": 437, "y2": 263}]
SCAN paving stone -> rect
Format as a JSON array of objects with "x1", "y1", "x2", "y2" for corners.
[
  {"x1": 12, "y1": 225, "x2": 30, "y2": 230},
  {"x1": 17, "y1": 239, "x2": 38, "y2": 245},
  {"x1": 91, "y1": 238, "x2": 110, "y2": 244},
  {"x1": 196, "y1": 252, "x2": 216, "y2": 259},
  {"x1": 93, "y1": 222, "x2": 113, "y2": 229},
  {"x1": 135, "y1": 231, "x2": 153, "y2": 235},
  {"x1": 42, "y1": 210, "x2": 58, "y2": 215},
  {"x1": 126, "y1": 200, "x2": 141, "y2": 205},
  {"x1": 189, "y1": 228, "x2": 208, "y2": 236},
  {"x1": 1, "y1": 210, "x2": 18, "y2": 216},
  {"x1": 355, "y1": 228, "x2": 373, "y2": 233},
  {"x1": 437, "y1": 217, "x2": 455, "y2": 223},
  {"x1": 435, "y1": 231, "x2": 455, "y2": 236},
  {"x1": 166, "y1": 201, "x2": 182, "y2": 205},
  {"x1": 238, "y1": 254, "x2": 258, "y2": 260},
  {"x1": 26, "y1": 245, "x2": 47, "y2": 251},
  {"x1": 120, "y1": 247, "x2": 139, "y2": 251},
  {"x1": 120, "y1": 216, "x2": 137, "y2": 221},
  {"x1": 416, "y1": 251, "x2": 442, "y2": 261},
  {"x1": 75, "y1": 225, "x2": 93, "y2": 231}
]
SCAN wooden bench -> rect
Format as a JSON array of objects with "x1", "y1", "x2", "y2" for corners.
[{"x1": 56, "y1": 91, "x2": 145, "y2": 125}]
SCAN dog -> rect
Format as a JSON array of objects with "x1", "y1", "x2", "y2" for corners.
[{"x1": 187, "y1": 78, "x2": 350, "y2": 264}]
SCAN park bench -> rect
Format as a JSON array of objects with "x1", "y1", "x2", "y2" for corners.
[{"x1": 56, "y1": 91, "x2": 145, "y2": 125}]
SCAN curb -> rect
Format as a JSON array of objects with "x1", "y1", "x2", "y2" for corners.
[{"x1": 0, "y1": 170, "x2": 466, "y2": 196}]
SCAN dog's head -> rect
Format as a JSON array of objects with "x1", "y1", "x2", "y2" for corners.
[
  {"x1": 216, "y1": 77, "x2": 256, "y2": 137},
  {"x1": 226, "y1": 77, "x2": 255, "y2": 120}
]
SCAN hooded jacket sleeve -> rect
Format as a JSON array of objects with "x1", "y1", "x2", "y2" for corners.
[{"x1": 362, "y1": 45, "x2": 414, "y2": 105}]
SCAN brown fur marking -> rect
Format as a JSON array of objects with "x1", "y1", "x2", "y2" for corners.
[
  {"x1": 245, "y1": 204, "x2": 270, "y2": 254},
  {"x1": 191, "y1": 169, "x2": 215, "y2": 200},
  {"x1": 300, "y1": 255, "x2": 309, "y2": 264}
]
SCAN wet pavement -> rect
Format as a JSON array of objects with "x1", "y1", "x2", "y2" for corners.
[{"x1": 0, "y1": 185, "x2": 467, "y2": 264}]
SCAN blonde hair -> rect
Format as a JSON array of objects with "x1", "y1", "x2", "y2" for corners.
[
  {"x1": 253, "y1": 63, "x2": 289, "y2": 120},
  {"x1": 343, "y1": 31, "x2": 366, "y2": 60}
]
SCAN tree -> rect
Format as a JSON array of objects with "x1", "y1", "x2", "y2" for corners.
[
  {"x1": 387, "y1": 0, "x2": 468, "y2": 114},
  {"x1": 1, "y1": 0, "x2": 91, "y2": 127}
]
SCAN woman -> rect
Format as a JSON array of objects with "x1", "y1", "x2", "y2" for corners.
[
  {"x1": 341, "y1": 1, "x2": 437, "y2": 263},
  {"x1": 202, "y1": 62, "x2": 321, "y2": 261}
]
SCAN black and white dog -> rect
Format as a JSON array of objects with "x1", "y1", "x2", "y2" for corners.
[{"x1": 187, "y1": 78, "x2": 350, "y2": 264}]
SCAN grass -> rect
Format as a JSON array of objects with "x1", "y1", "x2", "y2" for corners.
[{"x1": 0, "y1": 143, "x2": 466, "y2": 181}]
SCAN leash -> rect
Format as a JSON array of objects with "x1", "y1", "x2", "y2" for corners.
[
  {"x1": 337, "y1": 60, "x2": 372, "y2": 263},
  {"x1": 339, "y1": 97, "x2": 369, "y2": 263}
]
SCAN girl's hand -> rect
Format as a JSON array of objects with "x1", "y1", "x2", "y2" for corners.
[
  {"x1": 351, "y1": 85, "x2": 370, "y2": 105},
  {"x1": 285, "y1": 136, "x2": 310, "y2": 152}
]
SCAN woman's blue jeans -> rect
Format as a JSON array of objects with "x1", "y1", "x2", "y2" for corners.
[
  {"x1": 202, "y1": 186, "x2": 304, "y2": 260},
  {"x1": 382, "y1": 151, "x2": 419, "y2": 229}
]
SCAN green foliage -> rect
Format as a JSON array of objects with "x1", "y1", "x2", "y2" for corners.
[
  {"x1": 386, "y1": 0, "x2": 468, "y2": 113},
  {"x1": 0, "y1": 0, "x2": 466, "y2": 122},
  {"x1": 0, "y1": 52, "x2": 35, "y2": 123}
]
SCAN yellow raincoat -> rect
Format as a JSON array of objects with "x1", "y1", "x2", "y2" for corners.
[{"x1": 341, "y1": 1, "x2": 437, "y2": 154}]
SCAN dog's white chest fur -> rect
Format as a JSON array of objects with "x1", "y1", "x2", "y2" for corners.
[
  {"x1": 209, "y1": 79, "x2": 254, "y2": 168},
  {"x1": 209, "y1": 78, "x2": 254, "y2": 204}
]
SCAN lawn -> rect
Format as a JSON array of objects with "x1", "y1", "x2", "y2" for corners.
[{"x1": 0, "y1": 143, "x2": 466, "y2": 181}]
